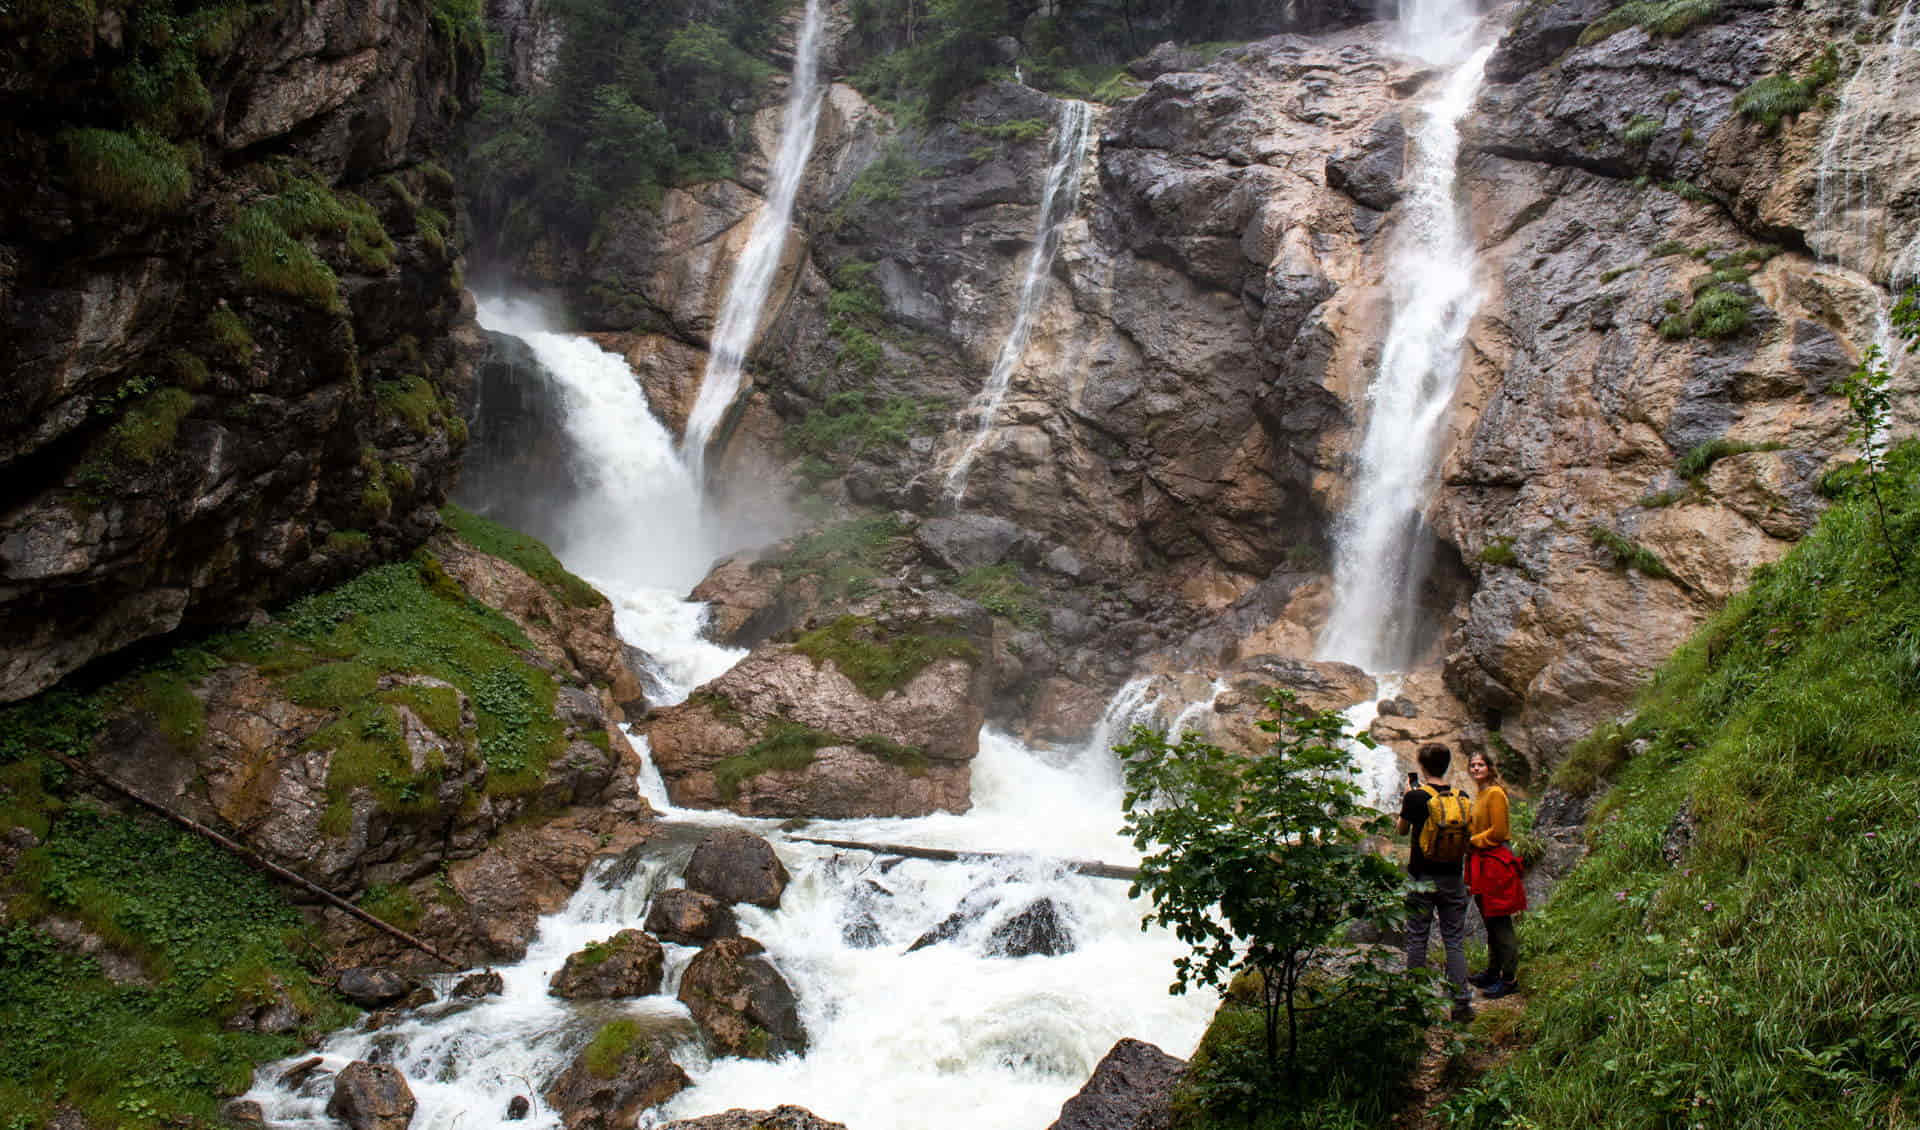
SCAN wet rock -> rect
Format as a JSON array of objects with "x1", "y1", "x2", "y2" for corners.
[
  {"x1": 549, "y1": 930, "x2": 666, "y2": 999},
  {"x1": 327, "y1": 1062, "x2": 417, "y2": 1130},
  {"x1": 917, "y1": 514, "x2": 1028, "y2": 570},
  {"x1": 279, "y1": 1057, "x2": 326, "y2": 1089},
  {"x1": 987, "y1": 899, "x2": 1075, "y2": 958},
  {"x1": 506, "y1": 1095, "x2": 531, "y2": 1121},
  {"x1": 1324, "y1": 114, "x2": 1405, "y2": 211},
  {"x1": 1047, "y1": 1038, "x2": 1188, "y2": 1130},
  {"x1": 906, "y1": 885, "x2": 1000, "y2": 953},
  {"x1": 453, "y1": 970, "x2": 505, "y2": 998},
  {"x1": 658, "y1": 1106, "x2": 849, "y2": 1130},
  {"x1": 221, "y1": 1099, "x2": 265, "y2": 1126},
  {"x1": 544, "y1": 1029, "x2": 689, "y2": 1130},
  {"x1": 644, "y1": 888, "x2": 739, "y2": 946},
  {"x1": 677, "y1": 936, "x2": 807, "y2": 1059},
  {"x1": 336, "y1": 967, "x2": 416, "y2": 1009},
  {"x1": 683, "y1": 829, "x2": 791, "y2": 909}
]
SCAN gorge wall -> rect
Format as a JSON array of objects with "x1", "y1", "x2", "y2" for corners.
[
  {"x1": 0, "y1": 0, "x2": 484, "y2": 703},
  {"x1": 489, "y1": 0, "x2": 1918, "y2": 781}
]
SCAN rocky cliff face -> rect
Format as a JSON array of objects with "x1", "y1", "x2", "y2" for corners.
[
  {"x1": 0, "y1": 0, "x2": 484, "y2": 704},
  {"x1": 488, "y1": 0, "x2": 1917, "y2": 781}
]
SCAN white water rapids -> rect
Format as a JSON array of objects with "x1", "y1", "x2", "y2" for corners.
[
  {"x1": 944, "y1": 99, "x2": 1093, "y2": 501},
  {"x1": 682, "y1": 0, "x2": 828, "y2": 481},
  {"x1": 245, "y1": 306, "x2": 1216, "y2": 1126}
]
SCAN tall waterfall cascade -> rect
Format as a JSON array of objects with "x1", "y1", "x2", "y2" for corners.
[
  {"x1": 944, "y1": 99, "x2": 1093, "y2": 501},
  {"x1": 682, "y1": 0, "x2": 828, "y2": 480},
  {"x1": 248, "y1": 311, "x2": 1216, "y2": 1125},
  {"x1": 1317, "y1": 11, "x2": 1494, "y2": 675},
  {"x1": 1810, "y1": 0, "x2": 1920, "y2": 288}
]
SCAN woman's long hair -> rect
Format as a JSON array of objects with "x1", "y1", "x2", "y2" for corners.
[{"x1": 1468, "y1": 748, "x2": 1507, "y2": 793}]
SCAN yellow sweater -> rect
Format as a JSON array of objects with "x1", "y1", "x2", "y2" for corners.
[{"x1": 1470, "y1": 785, "x2": 1510, "y2": 850}]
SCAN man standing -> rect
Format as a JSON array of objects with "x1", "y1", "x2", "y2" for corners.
[{"x1": 1397, "y1": 741, "x2": 1474, "y2": 1023}]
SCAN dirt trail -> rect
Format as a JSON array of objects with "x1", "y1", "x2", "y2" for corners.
[{"x1": 1394, "y1": 992, "x2": 1527, "y2": 1128}]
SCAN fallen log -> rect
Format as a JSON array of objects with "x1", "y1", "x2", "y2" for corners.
[
  {"x1": 786, "y1": 834, "x2": 1141, "y2": 881},
  {"x1": 51, "y1": 753, "x2": 466, "y2": 969}
]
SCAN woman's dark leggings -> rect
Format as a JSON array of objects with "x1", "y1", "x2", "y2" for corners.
[{"x1": 1483, "y1": 911, "x2": 1519, "y2": 982}]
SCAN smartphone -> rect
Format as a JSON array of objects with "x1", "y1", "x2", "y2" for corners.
[{"x1": 1407, "y1": 771, "x2": 1420, "y2": 787}]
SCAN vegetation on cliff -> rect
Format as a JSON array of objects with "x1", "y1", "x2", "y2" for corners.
[{"x1": 1445, "y1": 432, "x2": 1920, "y2": 1126}]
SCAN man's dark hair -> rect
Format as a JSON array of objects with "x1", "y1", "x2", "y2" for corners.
[{"x1": 1416, "y1": 742, "x2": 1452, "y2": 777}]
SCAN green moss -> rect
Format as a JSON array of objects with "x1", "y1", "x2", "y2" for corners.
[
  {"x1": 283, "y1": 661, "x2": 380, "y2": 708},
  {"x1": 951, "y1": 564, "x2": 1044, "y2": 625},
  {"x1": 1598, "y1": 265, "x2": 1634, "y2": 284},
  {"x1": 130, "y1": 671, "x2": 205, "y2": 753},
  {"x1": 385, "y1": 462, "x2": 415, "y2": 494},
  {"x1": 357, "y1": 883, "x2": 423, "y2": 931},
  {"x1": 792, "y1": 615, "x2": 980, "y2": 699},
  {"x1": 205, "y1": 307, "x2": 253, "y2": 366},
  {"x1": 382, "y1": 684, "x2": 464, "y2": 737},
  {"x1": 439, "y1": 504, "x2": 607, "y2": 609},
  {"x1": 59, "y1": 127, "x2": 192, "y2": 213},
  {"x1": 853, "y1": 734, "x2": 928, "y2": 775},
  {"x1": 109, "y1": 387, "x2": 193, "y2": 465},
  {"x1": 1470, "y1": 442, "x2": 1920, "y2": 1127},
  {"x1": 325, "y1": 529, "x2": 372, "y2": 554},
  {"x1": 1649, "y1": 239, "x2": 1691, "y2": 258},
  {"x1": 1578, "y1": 0, "x2": 1721, "y2": 46},
  {"x1": 374, "y1": 374, "x2": 441, "y2": 434},
  {"x1": 765, "y1": 515, "x2": 909, "y2": 601},
  {"x1": 361, "y1": 483, "x2": 393, "y2": 520},
  {"x1": 583, "y1": 1018, "x2": 642, "y2": 1079},
  {"x1": 169, "y1": 351, "x2": 209, "y2": 390},
  {"x1": 713, "y1": 720, "x2": 837, "y2": 801},
  {"x1": 1588, "y1": 524, "x2": 1676, "y2": 581},
  {"x1": 1676, "y1": 438, "x2": 1785, "y2": 480},
  {"x1": 1478, "y1": 537, "x2": 1520, "y2": 568}
]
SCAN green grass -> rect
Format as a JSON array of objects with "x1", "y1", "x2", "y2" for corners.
[
  {"x1": 794, "y1": 393, "x2": 922, "y2": 461},
  {"x1": 762, "y1": 514, "x2": 910, "y2": 601},
  {"x1": 1588, "y1": 524, "x2": 1676, "y2": 581},
  {"x1": 1478, "y1": 537, "x2": 1520, "y2": 568},
  {"x1": 583, "y1": 1018, "x2": 643, "y2": 1079},
  {"x1": 1466, "y1": 441, "x2": 1920, "y2": 1128},
  {"x1": 222, "y1": 205, "x2": 341, "y2": 311},
  {"x1": 1676, "y1": 438, "x2": 1785, "y2": 480},
  {"x1": 439, "y1": 504, "x2": 606, "y2": 609},
  {"x1": 961, "y1": 117, "x2": 1052, "y2": 143},
  {"x1": 1660, "y1": 283, "x2": 1756, "y2": 340},
  {"x1": 830, "y1": 143, "x2": 924, "y2": 230},
  {"x1": 951, "y1": 563, "x2": 1045, "y2": 625},
  {"x1": 221, "y1": 173, "x2": 396, "y2": 310},
  {"x1": 792, "y1": 615, "x2": 981, "y2": 699},
  {"x1": 205, "y1": 307, "x2": 252, "y2": 366},
  {"x1": 713, "y1": 720, "x2": 837, "y2": 801},
  {"x1": 106, "y1": 387, "x2": 193, "y2": 465},
  {"x1": 1621, "y1": 114, "x2": 1661, "y2": 146},
  {"x1": 1735, "y1": 47, "x2": 1840, "y2": 131},
  {"x1": 1578, "y1": 0, "x2": 1722, "y2": 45},
  {"x1": 59, "y1": 128, "x2": 193, "y2": 213},
  {"x1": 374, "y1": 374, "x2": 444, "y2": 434},
  {"x1": 0, "y1": 805, "x2": 354, "y2": 1130},
  {"x1": 357, "y1": 883, "x2": 423, "y2": 931}
]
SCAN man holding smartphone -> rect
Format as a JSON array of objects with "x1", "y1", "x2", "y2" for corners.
[{"x1": 1396, "y1": 741, "x2": 1475, "y2": 1023}]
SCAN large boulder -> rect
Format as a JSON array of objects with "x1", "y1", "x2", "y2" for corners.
[
  {"x1": 987, "y1": 899, "x2": 1075, "y2": 958},
  {"x1": 335, "y1": 967, "x2": 415, "y2": 1009},
  {"x1": 677, "y1": 937, "x2": 807, "y2": 1059},
  {"x1": 549, "y1": 930, "x2": 665, "y2": 999},
  {"x1": 1047, "y1": 1039, "x2": 1188, "y2": 1130},
  {"x1": 646, "y1": 592, "x2": 994, "y2": 818},
  {"x1": 544, "y1": 1026, "x2": 689, "y2": 1130},
  {"x1": 326, "y1": 1062, "x2": 417, "y2": 1130},
  {"x1": 683, "y1": 830, "x2": 790, "y2": 909},
  {"x1": 644, "y1": 888, "x2": 739, "y2": 946},
  {"x1": 659, "y1": 1107, "x2": 848, "y2": 1130}
]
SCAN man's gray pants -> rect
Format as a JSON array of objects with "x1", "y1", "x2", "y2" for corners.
[{"x1": 1405, "y1": 873, "x2": 1471, "y2": 1002}]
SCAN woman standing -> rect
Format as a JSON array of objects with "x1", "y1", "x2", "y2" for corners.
[{"x1": 1465, "y1": 750, "x2": 1525, "y2": 998}]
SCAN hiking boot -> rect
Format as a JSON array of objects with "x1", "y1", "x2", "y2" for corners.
[
  {"x1": 1481, "y1": 979, "x2": 1519, "y2": 1000},
  {"x1": 1450, "y1": 999, "x2": 1475, "y2": 1024},
  {"x1": 1468, "y1": 970, "x2": 1498, "y2": 988}
]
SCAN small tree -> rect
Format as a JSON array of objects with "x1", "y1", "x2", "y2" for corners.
[
  {"x1": 1117, "y1": 689, "x2": 1417, "y2": 1091},
  {"x1": 1838, "y1": 287, "x2": 1918, "y2": 576}
]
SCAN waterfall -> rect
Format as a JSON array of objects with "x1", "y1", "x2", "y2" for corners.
[
  {"x1": 681, "y1": 0, "x2": 828, "y2": 480},
  {"x1": 943, "y1": 99, "x2": 1093, "y2": 501},
  {"x1": 1810, "y1": 0, "x2": 1920, "y2": 286},
  {"x1": 1317, "y1": 21, "x2": 1494, "y2": 674},
  {"x1": 466, "y1": 297, "x2": 744, "y2": 699}
]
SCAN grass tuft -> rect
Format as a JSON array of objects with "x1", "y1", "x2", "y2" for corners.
[
  {"x1": 439, "y1": 504, "x2": 606, "y2": 609},
  {"x1": 59, "y1": 127, "x2": 192, "y2": 213},
  {"x1": 1588, "y1": 524, "x2": 1676, "y2": 580},
  {"x1": 1676, "y1": 437, "x2": 1785, "y2": 480},
  {"x1": 792, "y1": 615, "x2": 980, "y2": 699},
  {"x1": 712, "y1": 719, "x2": 838, "y2": 800}
]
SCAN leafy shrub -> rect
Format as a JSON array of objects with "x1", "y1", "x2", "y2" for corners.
[
  {"x1": 59, "y1": 128, "x2": 192, "y2": 213},
  {"x1": 1660, "y1": 282, "x2": 1757, "y2": 340}
]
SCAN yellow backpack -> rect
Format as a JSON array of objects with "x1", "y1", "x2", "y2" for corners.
[{"x1": 1418, "y1": 785, "x2": 1473, "y2": 864}]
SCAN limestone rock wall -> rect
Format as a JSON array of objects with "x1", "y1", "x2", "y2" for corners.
[{"x1": 0, "y1": 0, "x2": 484, "y2": 703}]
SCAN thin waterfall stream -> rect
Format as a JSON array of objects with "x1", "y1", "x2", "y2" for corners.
[
  {"x1": 682, "y1": 0, "x2": 829, "y2": 481},
  {"x1": 944, "y1": 99, "x2": 1093, "y2": 501}
]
